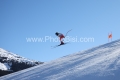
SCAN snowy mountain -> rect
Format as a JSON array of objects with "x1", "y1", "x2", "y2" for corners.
[
  {"x1": 0, "y1": 48, "x2": 43, "y2": 76},
  {"x1": 0, "y1": 39, "x2": 120, "y2": 80}
]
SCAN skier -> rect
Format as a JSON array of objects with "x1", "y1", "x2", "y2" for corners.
[{"x1": 55, "y1": 32, "x2": 65, "y2": 45}]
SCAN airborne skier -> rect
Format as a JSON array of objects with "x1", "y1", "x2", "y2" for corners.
[
  {"x1": 55, "y1": 32, "x2": 65, "y2": 45},
  {"x1": 52, "y1": 29, "x2": 72, "y2": 48}
]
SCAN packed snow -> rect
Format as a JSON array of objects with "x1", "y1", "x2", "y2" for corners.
[{"x1": 0, "y1": 39, "x2": 120, "y2": 80}]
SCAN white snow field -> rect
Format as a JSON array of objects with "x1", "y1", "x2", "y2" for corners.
[{"x1": 0, "y1": 39, "x2": 120, "y2": 80}]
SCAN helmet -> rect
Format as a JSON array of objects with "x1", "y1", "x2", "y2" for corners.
[{"x1": 55, "y1": 32, "x2": 59, "y2": 36}]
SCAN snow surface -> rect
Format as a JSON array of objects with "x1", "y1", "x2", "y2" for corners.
[
  {"x1": 0, "y1": 39, "x2": 120, "y2": 80},
  {"x1": 0, "y1": 62, "x2": 10, "y2": 70}
]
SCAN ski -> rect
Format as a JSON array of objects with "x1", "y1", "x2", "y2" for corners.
[{"x1": 51, "y1": 43, "x2": 69, "y2": 49}]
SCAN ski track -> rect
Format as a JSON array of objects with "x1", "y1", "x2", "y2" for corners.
[{"x1": 0, "y1": 39, "x2": 120, "y2": 80}]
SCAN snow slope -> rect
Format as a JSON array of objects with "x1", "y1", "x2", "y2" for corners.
[{"x1": 0, "y1": 39, "x2": 120, "y2": 80}]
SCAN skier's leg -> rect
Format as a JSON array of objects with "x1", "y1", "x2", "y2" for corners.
[
  {"x1": 60, "y1": 35, "x2": 65, "y2": 41},
  {"x1": 60, "y1": 36, "x2": 64, "y2": 44}
]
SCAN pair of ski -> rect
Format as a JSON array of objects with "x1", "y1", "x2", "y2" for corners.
[{"x1": 51, "y1": 42, "x2": 68, "y2": 48}]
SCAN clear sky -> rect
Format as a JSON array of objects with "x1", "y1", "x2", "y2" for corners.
[{"x1": 0, "y1": 0, "x2": 120, "y2": 62}]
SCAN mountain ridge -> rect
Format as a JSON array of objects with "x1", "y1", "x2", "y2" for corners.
[{"x1": 0, "y1": 48, "x2": 43, "y2": 77}]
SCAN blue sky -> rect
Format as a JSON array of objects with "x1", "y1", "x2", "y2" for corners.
[{"x1": 0, "y1": 0, "x2": 120, "y2": 62}]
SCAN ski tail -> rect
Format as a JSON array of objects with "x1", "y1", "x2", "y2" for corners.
[{"x1": 65, "y1": 29, "x2": 72, "y2": 37}]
